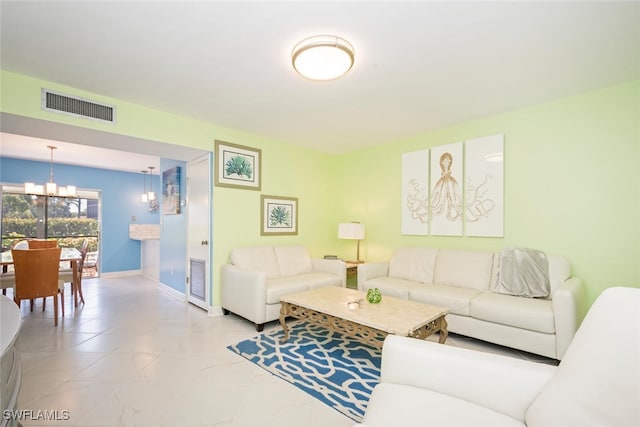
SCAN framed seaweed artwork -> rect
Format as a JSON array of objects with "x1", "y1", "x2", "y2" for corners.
[
  {"x1": 214, "y1": 140, "x2": 261, "y2": 190},
  {"x1": 261, "y1": 195, "x2": 298, "y2": 235}
]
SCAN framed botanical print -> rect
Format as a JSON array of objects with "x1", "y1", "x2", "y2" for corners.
[
  {"x1": 261, "y1": 195, "x2": 298, "y2": 235},
  {"x1": 214, "y1": 140, "x2": 261, "y2": 190}
]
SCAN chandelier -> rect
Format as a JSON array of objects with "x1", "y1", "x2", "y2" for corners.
[{"x1": 24, "y1": 145, "x2": 77, "y2": 197}]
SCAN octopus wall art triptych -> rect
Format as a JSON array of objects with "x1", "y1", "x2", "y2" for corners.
[{"x1": 401, "y1": 133, "x2": 504, "y2": 237}]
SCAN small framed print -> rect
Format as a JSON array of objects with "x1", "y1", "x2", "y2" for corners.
[
  {"x1": 214, "y1": 140, "x2": 261, "y2": 190},
  {"x1": 261, "y1": 195, "x2": 298, "y2": 236},
  {"x1": 162, "y1": 166, "x2": 181, "y2": 215}
]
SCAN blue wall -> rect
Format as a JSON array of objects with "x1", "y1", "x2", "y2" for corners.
[
  {"x1": 159, "y1": 159, "x2": 187, "y2": 292},
  {"x1": 1, "y1": 157, "x2": 160, "y2": 273}
]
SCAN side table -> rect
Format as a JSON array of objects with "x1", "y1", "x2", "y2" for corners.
[{"x1": 345, "y1": 262, "x2": 361, "y2": 289}]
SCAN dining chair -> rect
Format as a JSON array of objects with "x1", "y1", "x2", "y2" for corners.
[
  {"x1": 1, "y1": 240, "x2": 28, "y2": 295},
  {"x1": 84, "y1": 251, "x2": 99, "y2": 275},
  {"x1": 27, "y1": 239, "x2": 59, "y2": 248},
  {"x1": 12, "y1": 247, "x2": 65, "y2": 326},
  {"x1": 1, "y1": 270, "x2": 15, "y2": 296},
  {"x1": 59, "y1": 238, "x2": 89, "y2": 306},
  {"x1": 27, "y1": 239, "x2": 59, "y2": 307},
  {"x1": 11, "y1": 239, "x2": 29, "y2": 249}
]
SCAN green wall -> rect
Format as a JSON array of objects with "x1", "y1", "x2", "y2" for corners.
[
  {"x1": 336, "y1": 80, "x2": 640, "y2": 305},
  {"x1": 0, "y1": 70, "x2": 340, "y2": 307},
  {"x1": 2, "y1": 70, "x2": 638, "y2": 308}
]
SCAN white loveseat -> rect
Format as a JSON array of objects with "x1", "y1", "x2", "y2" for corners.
[
  {"x1": 221, "y1": 245, "x2": 346, "y2": 331},
  {"x1": 358, "y1": 287, "x2": 640, "y2": 427},
  {"x1": 358, "y1": 247, "x2": 585, "y2": 359}
]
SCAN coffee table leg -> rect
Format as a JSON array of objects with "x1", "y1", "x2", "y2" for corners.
[
  {"x1": 279, "y1": 302, "x2": 290, "y2": 343},
  {"x1": 438, "y1": 316, "x2": 449, "y2": 344}
]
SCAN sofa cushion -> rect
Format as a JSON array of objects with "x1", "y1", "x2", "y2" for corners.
[
  {"x1": 388, "y1": 247, "x2": 439, "y2": 284},
  {"x1": 410, "y1": 284, "x2": 481, "y2": 316},
  {"x1": 266, "y1": 273, "x2": 341, "y2": 304},
  {"x1": 364, "y1": 383, "x2": 524, "y2": 427},
  {"x1": 361, "y1": 277, "x2": 423, "y2": 300},
  {"x1": 470, "y1": 292, "x2": 555, "y2": 334},
  {"x1": 265, "y1": 277, "x2": 309, "y2": 304},
  {"x1": 525, "y1": 287, "x2": 640, "y2": 427},
  {"x1": 229, "y1": 246, "x2": 280, "y2": 279},
  {"x1": 274, "y1": 246, "x2": 313, "y2": 277},
  {"x1": 547, "y1": 255, "x2": 570, "y2": 295},
  {"x1": 301, "y1": 272, "x2": 342, "y2": 290},
  {"x1": 434, "y1": 249, "x2": 494, "y2": 291}
]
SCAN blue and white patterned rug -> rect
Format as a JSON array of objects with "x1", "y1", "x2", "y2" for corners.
[{"x1": 227, "y1": 321, "x2": 382, "y2": 422}]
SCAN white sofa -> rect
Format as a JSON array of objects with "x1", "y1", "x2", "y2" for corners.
[
  {"x1": 358, "y1": 287, "x2": 640, "y2": 427},
  {"x1": 358, "y1": 247, "x2": 585, "y2": 359},
  {"x1": 221, "y1": 245, "x2": 346, "y2": 331}
]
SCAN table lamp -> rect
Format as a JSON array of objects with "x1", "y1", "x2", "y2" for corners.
[{"x1": 338, "y1": 222, "x2": 365, "y2": 263}]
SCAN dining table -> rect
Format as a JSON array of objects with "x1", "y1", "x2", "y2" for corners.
[{"x1": 1, "y1": 247, "x2": 84, "y2": 307}]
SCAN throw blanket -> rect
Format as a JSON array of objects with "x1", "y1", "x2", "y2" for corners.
[{"x1": 495, "y1": 247, "x2": 550, "y2": 298}]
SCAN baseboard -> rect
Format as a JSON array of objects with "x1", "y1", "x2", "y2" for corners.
[
  {"x1": 133, "y1": 276, "x2": 222, "y2": 317},
  {"x1": 158, "y1": 282, "x2": 187, "y2": 302},
  {"x1": 142, "y1": 270, "x2": 160, "y2": 281},
  {"x1": 100, "y1": 270, "x2": 141, "y2": 278},
  {"x1": 208, "y1": 305, "x2": 224, "y2": 317}
]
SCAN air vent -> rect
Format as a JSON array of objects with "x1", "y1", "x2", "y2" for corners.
[{"x1": 42, "y1": 89, "x2": 116, "y2": 123}]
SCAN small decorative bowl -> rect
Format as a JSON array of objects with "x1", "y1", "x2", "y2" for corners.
[
  {"x1": 366, "y1": 288, "x2": 382, "y2": 304},
  {"x1": 347, "y1": 299, "x2": 362, "y2": 310}
]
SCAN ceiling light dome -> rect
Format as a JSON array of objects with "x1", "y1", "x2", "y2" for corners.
[{"x1": 292, "y1": 35, "x2": 354, "y2": 81}]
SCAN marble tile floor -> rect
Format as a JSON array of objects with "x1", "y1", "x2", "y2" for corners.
[{"x1": 7, "y1": 275, "x2": 558, "y2": 427}]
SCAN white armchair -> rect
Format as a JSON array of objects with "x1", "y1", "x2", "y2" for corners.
[
  {"x1": 359, "y1": 286, "x2": 640, "y2": 427},
  {"x1": 221, "y1": 246, "x2": 345, "y2": 331}
]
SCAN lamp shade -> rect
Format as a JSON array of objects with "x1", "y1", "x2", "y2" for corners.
[{"x1": 338, "y1": 222, "x2": 365, "y2": 240}]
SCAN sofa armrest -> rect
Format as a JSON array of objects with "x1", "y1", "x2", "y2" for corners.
[
  {"x1": 311, "y1": 259, "x2": 346, "y2": 287},
  {"x1": 357, "y1": 262, "x2": 388, "y2": 290},
  {"x1": 220, "y1": 264, "x2": 268, "y2": 323},
  {"x1": 379, "y1": 335, "x2": 556, "y2": 422},
  {"x1": 552, "y1": 276, "x2": 586, "y2": 359}
]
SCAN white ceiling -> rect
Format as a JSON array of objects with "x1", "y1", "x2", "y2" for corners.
[
  {"x1": 0, "y1": 133, "x2": 162, "y2": 172},
  {"x1": 1, "y1": 1, "x2": 639, "y2": 163}
]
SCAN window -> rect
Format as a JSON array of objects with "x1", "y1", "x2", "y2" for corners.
[{"x1": 1, "y1": 185, "x2": 101, "y2": 277}]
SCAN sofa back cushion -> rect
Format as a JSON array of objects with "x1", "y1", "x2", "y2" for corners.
[
  {"x1": 229, "y1": 246, "x2": 281, "y2": 279},
  {"x1": 274, "y1": 246, "x2": 313, "y2": 277},
  {"x1": 525, "y1": 287, "x2": 640, "y2": 427},
  {"x1": 434, "y1": 249, "x2": 494, "y2": 291},
  {"x1": 388, "y1": 247, "x2": 439, "y2": 284},
  {"x1": 547, "y1": 255, "x2": 571, "y2": 294}
]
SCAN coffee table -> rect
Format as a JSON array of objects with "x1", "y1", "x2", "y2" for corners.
[{"x1": 279, "y1": 286, "x2": 449, "y2": 349}]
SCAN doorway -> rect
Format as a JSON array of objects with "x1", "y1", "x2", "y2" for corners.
[{"x1": 186, "y1": 153, "x2": 212, "y2": 310}]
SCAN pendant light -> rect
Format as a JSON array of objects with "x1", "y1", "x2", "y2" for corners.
[
  {"x1": 140, "y1": 170, "x2": 149, "y2": 202},
  {"x1": 146, "y1": 166, "x2": 158, "y2": 213},
  {"x1": 147, "y1": 166, "x2": 157, "y2": 201},
  {"x1": 24, "y1": 145, "x2": 76, "y2": 197}
]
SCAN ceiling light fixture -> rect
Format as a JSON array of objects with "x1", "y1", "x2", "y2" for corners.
[
  {"x1": 292, "y1": 35, "x2": 355, "y2": 81},
  {"x1": 24, "y1": 145, "x2": 76, "y2": 197}
]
